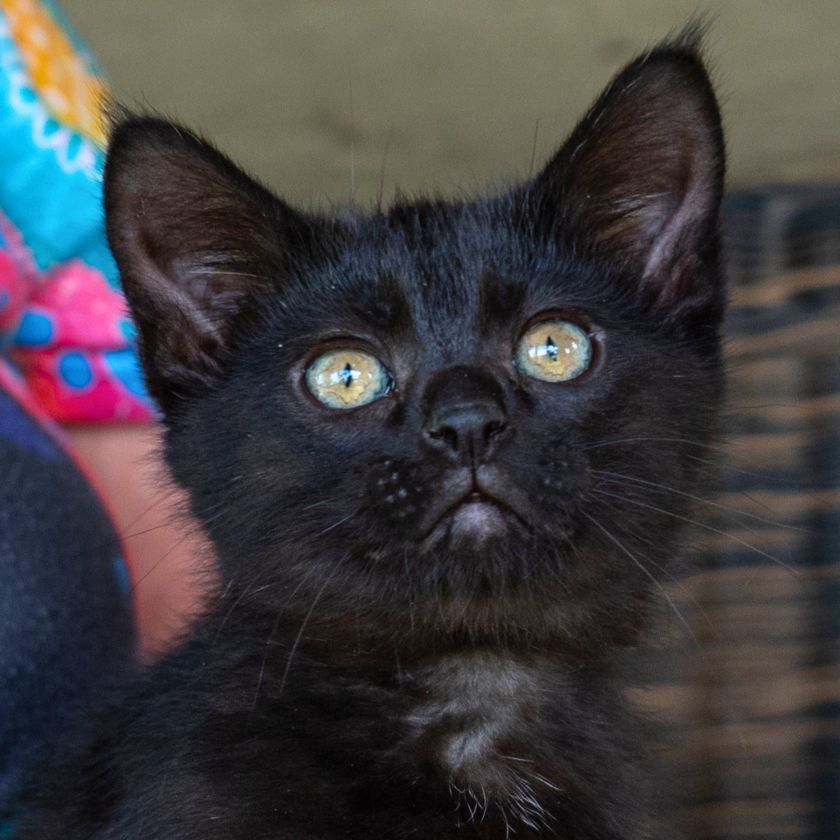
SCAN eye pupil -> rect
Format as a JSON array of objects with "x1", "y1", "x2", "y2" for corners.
[
  {"x1": 340, "y1": 362, "x2": 355, "y2": 388},
  {"x1": 544, "y1": 336, "x2": 558, "y2": 360}
]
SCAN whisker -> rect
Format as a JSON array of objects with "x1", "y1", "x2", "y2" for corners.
[
  {"x1": 586, "y1": 436, "x2": 833, "y2": 504},
  {"x1": 278, "y1": 560, "x2": 344, "y2": 695},
  {"x1": 591, "y1": 488, "x2": 800, "y2": 576},
  {"x1": 186, "y1": 269, "x2": 270, "y2": 280},
  {"x1": 593, "y1": 493, "x2": 715, "y2": 630},
  {"x1": 211, "y1": 581, "x2": 280, "y2": 645},
  {"x1": 253, "y1": 610, "x2": 283, "y2": 708},
  {"x1": 583, "y1": 436, "x2": 726, "y2": 453},
  {"x1": 376, "y1": 126, "x2": 394, "y2": 211},
  {"x1": 314, "y1": 511, "x2": 356, "y2": 537},
  {"x1": 128, "y1": 530, "x2": 195, "y2": 596},
  {"x1": 591, "y1": 469, "x2": 814, "y2": 534},
  {"x1": 301, "y1": 499, "x2": 337, "y2": 511},
  {"x1": 528, "y1": 118, "x2": 540, "y2": 178},
  {"x1": 581, "y1": 511, "x2": 701, "y2": 647}
]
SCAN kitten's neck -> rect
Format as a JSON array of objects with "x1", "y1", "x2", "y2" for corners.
[{"x1": 215, "y1": 603, "x2": 650, "y2": 836}]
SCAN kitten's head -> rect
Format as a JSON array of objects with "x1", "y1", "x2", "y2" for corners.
[{"x1": 106, "y1": 39, "x2": 725, "y2": 653}]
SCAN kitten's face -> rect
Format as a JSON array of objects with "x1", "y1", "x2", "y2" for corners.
[{"x1": 106, "y1": 45, "x2": 725, "y2": 649}]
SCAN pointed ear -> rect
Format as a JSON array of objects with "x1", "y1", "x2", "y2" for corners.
[
  {"x1": 531, "y1": 42, "x2": 725, "y2": 322},
  {"x1": 104, "y1": 115, "x2": 341, "y2": 412}
]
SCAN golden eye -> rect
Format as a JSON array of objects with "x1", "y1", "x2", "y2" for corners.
[
  {"x1": 305, "y1": 349, "x2": 394, "y2": 409},
  {"x1": 515, "y1": 320, "x2": 593, "y2": 382}
]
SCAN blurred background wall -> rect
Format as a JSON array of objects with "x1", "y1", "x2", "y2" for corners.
[{"x1": 63, "y1": 0, "x2": 840, "y2": 205}]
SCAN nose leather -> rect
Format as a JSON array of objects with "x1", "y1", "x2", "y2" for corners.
[{"x1": 422, "y1": 366, "x2": 509, "y2": 466}]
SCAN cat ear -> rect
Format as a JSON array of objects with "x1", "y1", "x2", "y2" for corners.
[
  {"x1": 104, "y1": 115, "x2": 339, "y2": 411},
  {"x1": 531, "y1": 40, "x2": 725, "y2": 321}
]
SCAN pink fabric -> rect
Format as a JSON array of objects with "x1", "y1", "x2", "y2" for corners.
[
  {"x1": 27, "y1": 259, "x2": 130, "y2": 349},
  {"x1": 0, "y1": 212, "x2": 154, "y2": 424}
]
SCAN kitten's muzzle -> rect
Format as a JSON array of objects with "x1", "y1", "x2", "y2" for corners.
[{"x1": 419, "y1": 466, "x2": 531, "y2": 545}]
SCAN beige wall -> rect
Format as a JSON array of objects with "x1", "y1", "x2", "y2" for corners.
[{"x1": 65, "y1": 1, "x2": 840, "y2": 206}]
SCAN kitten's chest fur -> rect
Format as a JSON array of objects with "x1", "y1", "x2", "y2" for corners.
[
  {"x1": 390, "y1": 653, "x2": 577, "y2": 836},
  {"x1": 371, "y1": 651, "x2": 647, "y2": 838},
  {"x1": 401, "y1": 653, "x2": 541, "y2": 776}
]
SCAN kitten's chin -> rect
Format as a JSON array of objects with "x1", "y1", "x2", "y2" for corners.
[
  {"x1": 425, "y1": 498, "x2": 519, "y2": 549},
  {"x1": 451, "y1": 501, "x2": 510, "y2": 542}
]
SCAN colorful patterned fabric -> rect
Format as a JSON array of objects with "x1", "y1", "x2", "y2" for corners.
[
  {"x1": 0, "y1": 5, "x2": 141, "y2": 828},
  {"x1": 0, "y1": 0, "x2": 154, "y2": 423}
]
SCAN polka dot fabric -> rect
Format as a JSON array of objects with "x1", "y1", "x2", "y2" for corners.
[{"x1": 10, "y1": 258, "x2": 151, "y2": 421}]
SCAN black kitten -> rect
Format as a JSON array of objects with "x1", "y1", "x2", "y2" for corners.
[{"x1": 20, "y1": 34, "x2": 725, "y2": 840}]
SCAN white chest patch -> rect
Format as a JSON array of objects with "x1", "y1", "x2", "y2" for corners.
[{"x1": 402, "y1": 653, "x2": 546, "y2": 793}]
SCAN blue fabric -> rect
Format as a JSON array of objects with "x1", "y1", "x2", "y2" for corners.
[{"x1": 0, "y1": 387, "x2": 135, "y2": 818}]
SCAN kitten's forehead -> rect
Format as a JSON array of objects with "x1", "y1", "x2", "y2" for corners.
[{"x1": 340, "y1": 199, "x2": 530, "y2": 354}]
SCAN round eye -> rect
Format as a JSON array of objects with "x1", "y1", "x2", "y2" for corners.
[
  {"x1": 515, "y1": 319, "x2": 593, "y2": 382},
  {"x1": 305, "y1": 349, "x2": 394, "y2": 409}
]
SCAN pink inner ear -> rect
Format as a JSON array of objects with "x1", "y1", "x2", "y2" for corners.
[
  {"x1": 135, "y1": 232, "x2": 228, "y2": 344},
  {"x1": 640, "y1": 149, "x2": 712, "y2": 283},
  {"x1": 530, "y1": 49, "x2": 724, "y2": 307}
]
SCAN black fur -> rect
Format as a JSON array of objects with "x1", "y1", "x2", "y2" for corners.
[{"x1": 19, "y1": 35, "x2": 725, "y2": 839}]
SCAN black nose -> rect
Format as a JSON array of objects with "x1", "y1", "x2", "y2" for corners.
[{"x1": 422, "y1": 367, "x2": 510, "y2": 466}]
